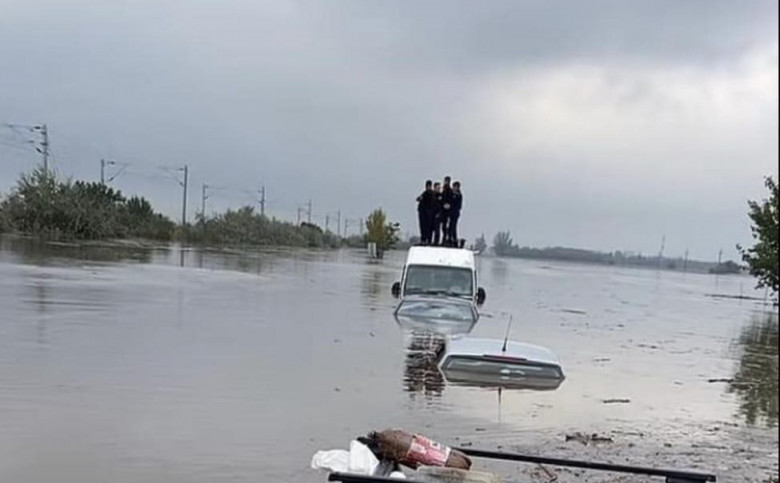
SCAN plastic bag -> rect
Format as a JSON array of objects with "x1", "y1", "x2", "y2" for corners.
[
  {"x1": 311, "y1": 449, "x2": 350, "y2": 473},
  {"x1": 311, "y1": 440, "x2": 379, "y2": 475},
  {"x1": 349, "y1": 440, "x2": 379, "y2": 475}
]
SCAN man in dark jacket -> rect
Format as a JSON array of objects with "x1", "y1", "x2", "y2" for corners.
[
  {"x1": 440, "y1": 176, "x2": 454, "y2": 246},
  {"x1": 448, "y1": 181, "x2": 463, "y2": 247},
  {"x1": 432, "y1": 182, "x2": 443, "y2": 245},
  {"x1": 416, "y1": 180, "x2": 435, "y2": 244}
]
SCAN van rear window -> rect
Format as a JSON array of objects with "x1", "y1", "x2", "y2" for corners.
[{"x1": 442, "y1": 356, "x2": 563, "y2": 380}]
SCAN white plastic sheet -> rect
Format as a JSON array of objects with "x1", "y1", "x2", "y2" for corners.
[
  {"x1": 349, "y1": 440, "x2": 379, "y2": 475},
  {"x1": 311, "y1": 440, "x2": 379, "y2": 476},
  {"x1": 311, "y1": 449, "x2": 350, "y2": 473}
]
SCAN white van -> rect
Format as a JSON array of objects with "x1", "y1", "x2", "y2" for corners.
[{"x1": 391, "y1": 246, "x2": 486, "y2": 305}]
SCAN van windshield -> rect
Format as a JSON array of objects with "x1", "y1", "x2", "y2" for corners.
[{"x1": 404, "y1": 265, "x2": 473, "y2": 298}]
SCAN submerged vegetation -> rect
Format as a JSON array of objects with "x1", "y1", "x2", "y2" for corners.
[
  {"x1": 190, "y1": 207, "x2": 342, "y2": 248},
  {"x1": 0, "y1": 168, "x2": 174, "y2": 240},
  {"x1": 365, "y1": 208, "x2": 400, "y2": 257},
  {"x1": 0, "y1": 169, "x2": 400, "y2": 251}
]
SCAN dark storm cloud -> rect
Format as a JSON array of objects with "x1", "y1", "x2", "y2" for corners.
[{"x1": 0, "y1": 0, "x2": 777, "y2": 258}]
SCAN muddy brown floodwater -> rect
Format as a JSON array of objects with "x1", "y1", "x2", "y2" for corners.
[{"x1": 0, "y1": 236, "x2": 777, "y2": 482}]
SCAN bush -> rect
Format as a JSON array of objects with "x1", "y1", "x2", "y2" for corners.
[
  {"x1": 0, "y1": 168, "x2": 174, "y2": 241},
  {"x1": 189, "y1": 206, "x2": 342, "y2": 248}
]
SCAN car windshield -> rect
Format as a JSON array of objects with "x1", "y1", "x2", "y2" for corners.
[{"x1": 404, "y1": 265, "x2": 473, "y2": 298}]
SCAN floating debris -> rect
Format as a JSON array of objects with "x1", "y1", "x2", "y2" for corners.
[
  {"x1": 602, "y1": 398, "x2": 631, "y2": 404},
  {"x1": 561, "y1": 308, "x2": 587, "y2": 315},
  {"x1": 565, "y1": 432, "x2": 613, "y2": 445}
]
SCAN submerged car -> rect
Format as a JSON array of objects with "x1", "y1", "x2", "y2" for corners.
[
  {"x1": 393, "y1": 296, "x2": 479, "y2": 336},
  {"x1": 437, "y1": 337, "x2": 565, "y2": 390}
]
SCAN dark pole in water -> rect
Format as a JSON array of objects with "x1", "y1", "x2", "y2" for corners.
[{"x1": 455, "y1": 448, "x2": 716, "y2": 482}]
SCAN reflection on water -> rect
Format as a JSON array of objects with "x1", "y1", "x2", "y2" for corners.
[
  {"x1": 360, "y1": 265, "x2": 385, "y2": 302},
  {"x1": 489, "y1": 258, "x2": 508, "y2": 284},
  {"x1": 728, "y1": 312, "x2": 778, "y2": 428},
  {"x1": 0, "y1": 235, "x2": 156, "y2": 265},
  {"x1": 403, "y1": 332, "x2": 445, "y2": 397}
]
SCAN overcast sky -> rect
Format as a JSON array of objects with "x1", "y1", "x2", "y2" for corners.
[{"x1": 1, "y1": 0, "x2": 777, "y2": 259}]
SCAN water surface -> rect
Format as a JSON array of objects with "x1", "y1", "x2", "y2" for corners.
[{"x1": 0, "y1": 236, "x2": 776, "y2": 482}]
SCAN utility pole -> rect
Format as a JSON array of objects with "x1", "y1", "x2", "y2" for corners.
[
  {"x1": 337, "y1": 210, "x2": 341, "y2": 237},
  {"x1": 683, "y1": 248, "x2": 689, "y2": 274},
  {"x1": 3, "y1": 123, "x2": 49, "y2": 174},
  {"x1": 359, "y1": 218, "x2": 364, "y2": 236},
  {"x1": 201, "y1": 183, "x2": 209, "y2": 218},
  {"x1": 307, "y1": 199, "x2": 312, "y2": 224},
  {"x1": 325, "y1": 215, "x2": 330, "y2": 232},
  {"x1": 657, "y1": 234, "x2": 666, "y2": 270},
  {"x1": 180, "y1": 165, "x2": 189, "y2": 227},
  {"x1": 297, "y1": 207, "x2": 302, "y2": 225},
  {"x1": 100, "y1": 159, "x2": 116, "y2": 184},
  {"x1": 40, "y1": 124, "x2": 49, "y2": 176},
  {"x1": 259, "y1": 185, "x2": 266, "y2": 217},
  {"x1": 344, "y1": 219, "x2": 350, "y2": 237},
  {"x1": 717, "y1": 248, "x2": 723, "y2": 265}
]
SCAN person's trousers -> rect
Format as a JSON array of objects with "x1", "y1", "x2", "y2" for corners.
[
  {"x1": 448, "y1": 215, "x2": 459, "y2": 246},
  {"x1": 418, "y1": 211, "x2": 428, "y2": 244},
  {"x1": 433, "y1": 217, "x2": 443, "y2": 245}
]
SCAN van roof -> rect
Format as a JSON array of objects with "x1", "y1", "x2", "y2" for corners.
[{"x1": 405, "y1": 246, "x2": 476, "y2": 269}]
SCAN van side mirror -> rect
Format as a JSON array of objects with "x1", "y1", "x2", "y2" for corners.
[
  {"x1": 391, "y1": 282, "x2": 401, "y2": 298},
  {"x1": 476, "y1": 287, "x2": 486, "y2": 306}
]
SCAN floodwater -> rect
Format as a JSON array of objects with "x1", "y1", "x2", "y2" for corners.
[{"x1": 0, "y1": 236, "x2": 777, "y2": 482}]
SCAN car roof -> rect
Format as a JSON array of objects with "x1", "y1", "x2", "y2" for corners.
[
  {"x1": 405, "y1": 246, "x2": 476, "y2": 270},
  {"x1": 443, "y1": 337, "x2": 562, "y2": 367}
]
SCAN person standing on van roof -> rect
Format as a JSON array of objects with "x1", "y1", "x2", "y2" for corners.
[
  {"x1": 440, "y1": 176, "x2": 454, "y2": 246},
  {"x1": 448, "y1": 181, "x2": 463, "y2": 247},
  {"x1": 432, "y1": 182, "x2": 444, "y2": 246},
  {"x1": 416, "y1": 180, "x2": 436, "y2": 245}
]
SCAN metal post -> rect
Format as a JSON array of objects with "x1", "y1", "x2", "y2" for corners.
[
  {"x1": 201, "y1": 183, "x2": 209, "y2": 218},
  {"x1": 260, "y1": 185, "x2": 266, "y2": 217},
  {"x1": 181, "y1": 164, "x2": 188, "y2": 227},
  {"x1": 41, "y1": 124, "x2": 49, "y2": 176}
]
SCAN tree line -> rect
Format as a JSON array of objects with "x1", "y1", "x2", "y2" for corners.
[
  {"x1": 0, "y1": 168, "x2": 401, "y2": 251},
  {"x1": 486, "y1": 175, "x2": 777, "y2": 297}
]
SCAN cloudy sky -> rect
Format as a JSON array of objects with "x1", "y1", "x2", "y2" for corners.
[{"x1": 1, "y1": 0, "x2": 777, "y2": 259}]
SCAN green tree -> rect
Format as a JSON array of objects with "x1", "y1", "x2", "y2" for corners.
[
  {"x1": 365, "y1": 208, "x2": 399, "y2": 257},
  {"x1": 738, "y1": 177, "x2": 778, "y2": 295}
]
